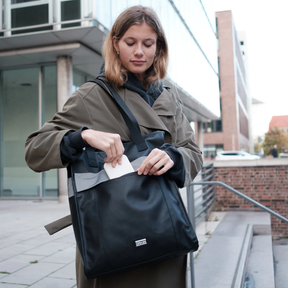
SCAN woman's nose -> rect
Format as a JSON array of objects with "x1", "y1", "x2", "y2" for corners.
[{"x1": 134, "y1": 44, "x2": 144, "y2": 56}]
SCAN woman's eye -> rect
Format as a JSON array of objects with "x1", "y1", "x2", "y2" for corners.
[
  {"x1": 144, "y1": 44, "x2": 152, "y2": 48},
  {"x1": 126, "y1": 42, "x2": 134, "y2": 46}
]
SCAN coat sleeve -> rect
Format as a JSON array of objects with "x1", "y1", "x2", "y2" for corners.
[
  {"x1": 25, "y1": 90, "x2": 92, "y2": 172},
  {"x1": 173, "y1": 99, "x2": 203, "y2": 186}
]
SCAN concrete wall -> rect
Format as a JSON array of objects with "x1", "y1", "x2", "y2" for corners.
[{"x1": 213, "y1": 159, "x2": 288, "y2": 237}]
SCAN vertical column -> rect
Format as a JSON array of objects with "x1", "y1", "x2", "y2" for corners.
[
  {"x1": 197, "y1": 121, "x2": 204, "y2": 157},
  {"x1": 4, "y1": 0, "x2": 11, "y2": 36},
  {"x1": 57, "y1": 56, "x2": 73, "y2": 203},
  {"x1": 53, "y1": 0, "x2": 61, "y2": 31}
]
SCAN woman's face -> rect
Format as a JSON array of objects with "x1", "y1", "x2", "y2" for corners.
[{"x1": 113, "y1": 22, "x2": 157, "y2": 83}]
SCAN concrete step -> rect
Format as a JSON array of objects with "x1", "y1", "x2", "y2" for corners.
[
  {"x1": 245, "y1": 235, "x2": 275, "y2": 288},
  {"x1": 273, "y1": 239, "x2": 288, "y2": 288},
  {"x1": 193, "y1": 211, "x2": 271, "y2": 288}
]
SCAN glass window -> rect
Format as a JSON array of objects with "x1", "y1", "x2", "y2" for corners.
[
  {"x1": 206, "y1": 122, "x2": 214, "y2": 133},
  {"x1": 160, "y1": 3, "x2": 220, "y2": 117},
  {"x1": 61, "y1": 0, "x2": 81, "y2": 28},
  {"x1": 172, "y1": 0, "x2": 218, "y2": 72},
  {"x1": 10, "y1": 3, "x2": 53, "y2": 35},
  {"x1": 42, "y1": 65, "x2": 58, "y2": 197},
  {"x1": 96, "y1": 0, "x2": 112, "y2": 29},
  {"x1": 200, "y1": 0, "x2": 217, "y2": 33},
  {"x1": 0, "y1": 65, "x2": 58, "y2": 198},
  {"x1": 218, "y1": 57, "x2": 221, "y2": 91},
  {"x1": 0, "y1": 67, "x2": 40, "y2": 197},
  {"x1": 215, "y1": 120, "x2": 222, "y2": 132},
  {"x1": 203, "y1": 122, "x2": 213, "y2": 133},
  {"x1": 11, "y1": 4, "x2": 49, "y2": 28},
  {"x1": 239, "y1": 104, "x2": 249, "y2": 139},
  {"x1": 203, "y1": 144, "x2": 223, "y2": 158},
  {"x1": 73, "y1": 69, "x2": 87, "y2": 92},
  {"x1": 204, "y1": 119, "x2": 222, "y2": 133}
]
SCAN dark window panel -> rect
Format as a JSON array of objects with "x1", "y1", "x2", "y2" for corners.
[
  {"x1": 11, "y1": 4, "x2": 48, "y2": 28},
  {"x1": 61, "y1": 0, "x2": 81, "y2": 28},
  {"x1": 215, "y1": 120, "x2": 222, "y2": 132}
]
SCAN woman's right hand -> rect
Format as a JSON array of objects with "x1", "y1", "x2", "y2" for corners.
[{"x1": 81, "y1": 129, "x2": 124, "y2": 167}]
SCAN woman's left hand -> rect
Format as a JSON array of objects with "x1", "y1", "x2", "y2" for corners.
[{"x1": 137, "y1": 148, "x2": 174, "y2": 176}]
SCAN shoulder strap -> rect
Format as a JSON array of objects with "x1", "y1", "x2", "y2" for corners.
[{"x1": 89, "y1": 78, "x2": 148, "y2": 152}]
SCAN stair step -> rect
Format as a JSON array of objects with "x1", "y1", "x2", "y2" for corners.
[
  {"x1": 193, "y1": 212, "x2": 271, "y2": 288},
  {"x1": 245, "y1": 235, "x2": 275, "y2": 288},
  {"x1": 273, "y1": 239, "x2": 288, "y2": 288}
]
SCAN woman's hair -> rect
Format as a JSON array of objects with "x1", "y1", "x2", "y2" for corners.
[{"x1": 102, "y1": 5, "x2": 168, "y2": 87}]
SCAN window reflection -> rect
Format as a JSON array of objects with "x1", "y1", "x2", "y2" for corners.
[
  {"x1": 11, "y1": 4, "x2": 49, "y2": 27},
  {"x1": 0, "y1": 67, "x2": 39, "y2": 197},
  {"x1": 203, "y1": 144, "x2": 223, "y2": 158},
  {"x1": 73, "y1": 69, "x2": 91, "y2": 92},
  {"x1": 172, "y1": 0, "x2": 218, "y2": 72},
  {"x1": 61, "y1": 0, "x2": 81, "y2": 28}
]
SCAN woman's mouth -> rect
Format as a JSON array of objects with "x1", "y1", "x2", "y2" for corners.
[{"x1": 131, "y1": 60, "x2": 146, "y2": 65}]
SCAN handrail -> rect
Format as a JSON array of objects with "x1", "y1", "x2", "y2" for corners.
[{"x1": 190, "y1": 181, "x2": 288, "y2": 224}]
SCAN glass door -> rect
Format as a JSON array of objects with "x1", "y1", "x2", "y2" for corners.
[
  {"x1": 0, "y1": 65, "x2": 58, "y2": 198},
  {"x1": 0, "y1": 67, "x2": 40, "y2": 197}
]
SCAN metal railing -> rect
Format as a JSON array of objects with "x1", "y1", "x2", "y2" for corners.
[
  {"x1": 187, "y1": 162, "x2": 215, "y2": 228},
  {"x1": 186, "y1": 163, "x2": 288, "y2": 288},
  {"x1": 0, "y1": 18, "x2": 109, "y2": 36}
]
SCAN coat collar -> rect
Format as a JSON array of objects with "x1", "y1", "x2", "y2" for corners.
[{"x1": 119, "y1": 87, "x2": 176, "y2": 133}]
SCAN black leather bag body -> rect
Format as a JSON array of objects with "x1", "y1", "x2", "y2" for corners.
[{"x1": 68, "y1": 79, "x2": 199, "y2": 279}]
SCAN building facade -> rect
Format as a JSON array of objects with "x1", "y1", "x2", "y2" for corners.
[
  {"x1": 200, "y1": 10, "x2": 252, "y2": 159},
  {"x1": 0, "y1": 0, "x2": 219, "y2": 200}
]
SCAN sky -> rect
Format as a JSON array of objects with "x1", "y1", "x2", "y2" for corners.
[{"x1": 212, "y1": 0, "x2": 288, "y2": 137}]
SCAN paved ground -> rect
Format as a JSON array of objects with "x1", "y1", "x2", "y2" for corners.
[
  {"x1": 0, "y1": 200, "x2": 76, "y2": 288},
  {"x1": 0, "y1": 200, "x2": 225, "y2": 288}
]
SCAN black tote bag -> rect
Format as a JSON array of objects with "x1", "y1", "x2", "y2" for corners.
[{"x1": 68, "y1": 79, "x2": 199, "y2": 279}]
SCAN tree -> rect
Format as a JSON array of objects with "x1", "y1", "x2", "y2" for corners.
[{"x1": 262, "y1": 127, "x2": 288, "y2": 156}]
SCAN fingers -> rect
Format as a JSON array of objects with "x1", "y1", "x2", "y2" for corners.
[
  {"x1": 137, "y1": 149, "x2": 174, "y2": 176},
  {"x1": 152, "y1": 157, "x2": 174, "y2": 176},
  {"x1": 103, "y1": 134, "x2": 124, "y2": 167},
  {"x1": 81, "y1": 130, "x2": 124, "y2": 167}
]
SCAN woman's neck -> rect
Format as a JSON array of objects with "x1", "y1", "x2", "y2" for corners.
[{"x1": 134, "y1": 73, "x2": 147, "y2": 88}]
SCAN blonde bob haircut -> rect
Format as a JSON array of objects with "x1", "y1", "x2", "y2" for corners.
[{"x1": 103, "y1": 5, "x2": 168, "y2": 87}]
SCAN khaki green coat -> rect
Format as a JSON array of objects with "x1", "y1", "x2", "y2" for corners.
[{"x1": 25, "y1": 81, "x2": 203, "y2": 288}]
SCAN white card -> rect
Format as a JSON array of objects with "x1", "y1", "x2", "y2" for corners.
[{"x1": 104, "y1": 155, "x2": 134, "y2": 179}]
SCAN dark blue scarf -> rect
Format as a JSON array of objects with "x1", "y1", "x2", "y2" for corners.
[{"x1": 97, "y1": 63, "x2": 163, "y2": 107}]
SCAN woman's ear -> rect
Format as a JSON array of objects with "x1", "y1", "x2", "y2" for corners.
[{"x1": 112, "y1": 36, "x2": 119, "y2": 53}]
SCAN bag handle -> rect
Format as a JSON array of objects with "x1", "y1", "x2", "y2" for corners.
[{"x1": 89, "y1": 78, "x2": 148, "y2": 152}]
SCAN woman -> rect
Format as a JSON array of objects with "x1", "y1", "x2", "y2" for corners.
[{"x1": 25, "y1": 5, "x2": 203, "y2": 288}]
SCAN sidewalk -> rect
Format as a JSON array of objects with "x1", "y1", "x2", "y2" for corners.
[
  {"x1": 0, "y1": 200, "x2": 224, "y2": 287},
  {"x1": 0, "y1": 200, "x2": 76, "y2": 288}
]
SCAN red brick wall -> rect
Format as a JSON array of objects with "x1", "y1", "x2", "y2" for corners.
[{"x1": 214, "y1": 163, "x2": 288, "y2": 237}]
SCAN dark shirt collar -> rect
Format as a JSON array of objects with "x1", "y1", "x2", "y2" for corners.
[{"x1": 97, "y1": 63, "x2": 163, "y2": 107}]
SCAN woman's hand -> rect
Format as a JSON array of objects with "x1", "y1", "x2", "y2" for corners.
[
  {"x1": 137, "y1": 148, "x2": 174, "y2": 176},
  {"x1": 81, "y1": 129, "x2": 124, "y2": 167}
]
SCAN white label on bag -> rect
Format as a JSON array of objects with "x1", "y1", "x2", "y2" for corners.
[{"x1": 135, "y1": 238, "x2": 147, "y2": 247}]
